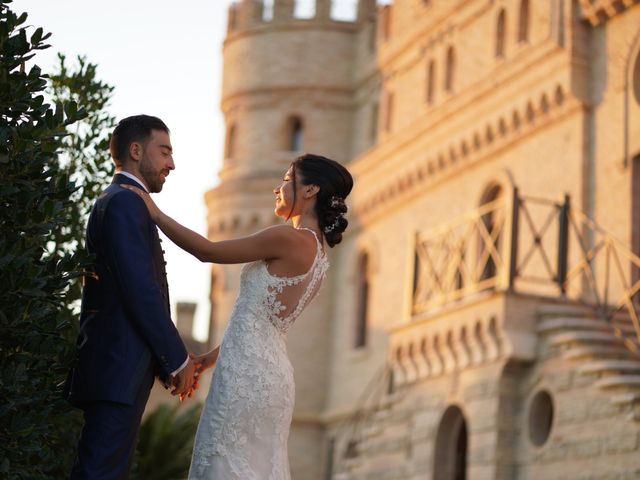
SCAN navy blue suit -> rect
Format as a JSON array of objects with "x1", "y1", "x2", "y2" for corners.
[{"x1": 67, "y1": 174, "x2": 188, "y2": 479}]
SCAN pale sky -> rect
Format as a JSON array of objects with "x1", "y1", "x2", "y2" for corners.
[{"x1": 22, "y1": 0, "x2": 237, "y2": 340}]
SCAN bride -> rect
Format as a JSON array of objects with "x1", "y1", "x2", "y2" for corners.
[{"x1": 125, "y1": 153, "x2": 353, "y2": 479}]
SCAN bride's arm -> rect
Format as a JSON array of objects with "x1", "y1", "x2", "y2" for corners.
[{"x1": 122, "y1": 185, "x2": 295, "y2": 264}]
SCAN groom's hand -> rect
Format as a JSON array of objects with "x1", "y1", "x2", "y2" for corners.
[{"x1": 171, "y1": 357, "x2": 196, "y2": 397}]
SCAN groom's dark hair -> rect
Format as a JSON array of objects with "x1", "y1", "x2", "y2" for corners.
[{"x1": 109, "y1": 114, "x2": 170, "y2": 165}]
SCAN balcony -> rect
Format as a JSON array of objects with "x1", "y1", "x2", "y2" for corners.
[{"x1": 389, "y1": 187, "x2": 640, "y2": 387}]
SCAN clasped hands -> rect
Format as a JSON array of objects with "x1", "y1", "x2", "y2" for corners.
[{"x1": 170, "y1": 349, "x2": 219, "y2": 401}]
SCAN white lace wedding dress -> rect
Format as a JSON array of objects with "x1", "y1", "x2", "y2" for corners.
[{"x1": 189, "y1": 228, "x2": 329, "y2": 480}]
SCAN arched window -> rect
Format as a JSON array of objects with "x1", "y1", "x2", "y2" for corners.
[
  {"x1": 557, "y1": 0, "x2": 565, "y2": 47},
  {"x1": 633, "y1": 49, "x2": 640, "y2": 105},
  {"x1": 426, "y1": 59, "x2": 436, "y2": 104},
  {"x1": 370, "y1": 102, "x2": 379, "y2": 144},
  {"x1": 355, "y1": 253, "x2": 370, "y2": 348},
  {"x1": 225, "y1": 123, "x2": 237, "y2": 159},
  {"x1": 496, "y1": 8, "x2": 506, "y2": 58},
  {"x1": 383, "y1": 90, "x2": 394, "y2": 133},
  {"x1": 445, "y1": 46, "x2": 455, "y2": 93},
  {"x1": 288, "y1": 117, "x2": 303, "y2": 151},
  {"x1": 518, "y1": 0, "x2": 530, "y2": 43},
  {"x1": 379, "y1": 5, "x2": 391, "y2": 42},
  {"x1": 433, "y1": 406, "x2": 468, "y2": 480},
  {"x1": 479, "y1": 184, "x2": 503, "y2": 282}
]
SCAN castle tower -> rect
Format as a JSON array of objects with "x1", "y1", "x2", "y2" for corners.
[{"x1": 205, "y1": 1, "x2": 377, "y2": 477}]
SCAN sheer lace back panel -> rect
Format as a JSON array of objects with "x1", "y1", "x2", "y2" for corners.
[{"x1": 262, "y1": 228, "x2": 329, "y2": 333}]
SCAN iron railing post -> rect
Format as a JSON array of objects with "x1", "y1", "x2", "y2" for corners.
[
  {"x1": 557, "y1": 194, "x2": 570, "y2": 294},
  {"x1": 508, "y1": 187, "x2": 520, "y2": 290}
]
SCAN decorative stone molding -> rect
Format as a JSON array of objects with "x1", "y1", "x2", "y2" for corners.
[
  {"x1": 389, "y1": 313, "x2": 510, "y2": 389},
  {"x1": 354, "y1": 83, "x2": 573, "y2": 221}
]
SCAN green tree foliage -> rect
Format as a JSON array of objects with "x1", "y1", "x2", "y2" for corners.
[
  {"x1": 48, "y1": 53, "x2": 116, "y2": 259},
  {"x1": 47, "y1": 54, "x2": 116, "y2": 309},
  {"x1": 0, "y1": 1, "x2": 115, "y2": 477},
  {"x1": 131, "y1": 403, "x2": 203, "y2": 480}
]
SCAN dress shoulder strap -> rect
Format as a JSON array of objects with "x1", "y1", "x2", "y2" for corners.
[{"x1": 296, "y1": 227, "x2": 322, "y2": 246}]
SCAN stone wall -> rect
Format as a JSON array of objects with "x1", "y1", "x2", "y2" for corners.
[{"x1": 206, "y1": 1, "x2": 640, "y2": 478}]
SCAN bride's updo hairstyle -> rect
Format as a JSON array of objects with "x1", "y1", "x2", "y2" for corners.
[{"x1": 290, "y1": 154, "x2": 354, "y2": 248}]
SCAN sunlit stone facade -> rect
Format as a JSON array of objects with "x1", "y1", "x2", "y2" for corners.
[{"x1": 204, "y1": 1, "x2": 640, "y2": 478}]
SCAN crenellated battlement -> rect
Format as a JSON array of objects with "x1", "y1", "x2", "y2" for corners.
[{"x1": 226, "y1": 0, "x2": 378, "y2": 33}]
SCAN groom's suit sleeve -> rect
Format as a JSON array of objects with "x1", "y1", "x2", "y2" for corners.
[{"x1": 103, "y1": 189, "x2": 188, "y2": 378}]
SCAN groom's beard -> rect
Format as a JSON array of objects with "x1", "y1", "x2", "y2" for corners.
[{"x1": 139, "y1": 155, "x2": 165, "y2": 193}]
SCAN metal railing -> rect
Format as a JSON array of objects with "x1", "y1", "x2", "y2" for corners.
[
  {"x1": 412, "y1": 195, "x2": 508, "y2": 312},
  {"x1": 412, "y1": 187, "x2": 640, "y2": 351}
]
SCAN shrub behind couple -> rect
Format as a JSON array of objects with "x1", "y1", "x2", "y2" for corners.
[{"x1": 66, "y1": 114, "x2": 353, "y2": 479}]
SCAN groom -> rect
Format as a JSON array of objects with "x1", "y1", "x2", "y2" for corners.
[{"x1": 66, "y1": 115, "x2": 196, "y2": 479}]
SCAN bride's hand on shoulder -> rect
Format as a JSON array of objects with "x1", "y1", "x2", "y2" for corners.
[{"x1": 121, "y1": 184, "x2": 162, "y2": 221}]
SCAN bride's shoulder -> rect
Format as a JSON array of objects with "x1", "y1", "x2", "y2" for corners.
[
  {"x1": 257, "y1": 224, "x2": 297, "y2": 237},
  {"x1": 255, "y1": 225, "x2": 317, "y2": 252},
  {"x1": 253, "y1": 225, "x2": 300, "y2": 246}
]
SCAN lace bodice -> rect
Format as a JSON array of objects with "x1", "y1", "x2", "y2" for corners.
[
  {"x1": 189, "y1": 227, "x2": 329, "y2": 479},
  {"x1": 259, "y1": 228, "x2": 329, "y2": 333},
  {"x1": 230, "y1": 227, "x2": 328, "y2": 334}
]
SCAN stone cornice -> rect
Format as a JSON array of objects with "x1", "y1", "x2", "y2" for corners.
[
  {"x1": 578, "y1": 0, "x2": 639, "y2": 26},
  {"x1": 221, "y1": 85, "x2": 354, "y2": 111},
  {"x1": 352, "y1": 92, "x2": 582, "y2": 227},
  {"x1": 388, "y1": 292, "x2": 541, "y2": 391}
]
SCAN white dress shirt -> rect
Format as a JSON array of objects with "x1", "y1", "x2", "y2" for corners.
[
  {"x1": 117, "y1": 171, "x2": 148, "y2": 192},
  {"x1": 116, "y1": 171, "x2": 189, "y2": 378}
]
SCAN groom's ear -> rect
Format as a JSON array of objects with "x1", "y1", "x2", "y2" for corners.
[{"x1": 129, "y1": 142, "x2": 143, "y2": 162}]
